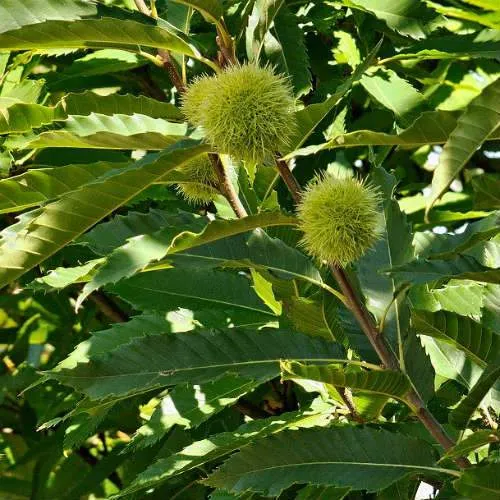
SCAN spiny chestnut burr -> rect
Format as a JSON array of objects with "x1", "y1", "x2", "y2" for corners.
[
  {"x1": 182, "y1": 64, "x2": 296, "y2": 164},
  {"x1": 297, "y1": 175, "x2": 383, "y2": 267}
]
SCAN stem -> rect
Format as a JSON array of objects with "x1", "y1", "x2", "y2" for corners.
[
  {"x1": 134, "y1": 0, "x2": 151, "y2": 15},
  {"x1": 89, "y1": 291, "x2": 128, "y2": 323},
  {"x1": 338, "y1": 387, "x2": 364, "y2": 423},
  {"x1": 209, "y1": 153, "x2": 248, "y2": 218},
  {"x1": 158, "y1": 49, "x2": 186, "y2": 94},
  {"x1": 274, "y1": 157, "x2": 471, "y2": 468}
]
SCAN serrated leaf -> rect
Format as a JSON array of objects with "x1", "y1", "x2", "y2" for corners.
[
  {"x1": 345, "y1": 0, "x2": 438, "y2": 39},
  {"x1": 412, "y1": 212, "x2": 500, "y2": 259},
  {"x1": 246, "y1": 0, "x2": 285, "y2": 61},
  {"x1": 128, "y1": 375, "x2": 261, "y2": 450},
  {"x1": 262, "y1": 6, "x2": 311, "y2": 97},
  {"x1": 427, "y1": 1, "x2": 500, "y2": 29},
  {"x1": 361, "y1": 68, "x2": 426, "y2": 126},
  {"x1": 80, "y1": 215, "x2": 313, "y2": 306},
  {"x1": 292, "y1": 110, "x2": 500, "y2": 158},
  {"x1": 117, "y1": 404, "x2": 333, "y2": 497},
  {"x1": 0, "y1": 162, "x2": 124, "y2": 214},
  {"x1": 449, "y1": 361, "x2": 500, "y2": 429},
  {"x1": 79, "y1": 209, "x2": 180, "y2": 255},
  {"x1": 58, "y1": 92, "x2": 183, "y2": 120},
  {"x1": 171, "y1": 0, "x2": 223, "y2": 24},
  {"x1": 281, "y1": 361, "x2": 412, "y2": 400},
  {"x1": 472, "y1": 174, "x2": 500, "y2": 210},
  {"x1": 296, "y1": 485, "x2": 351, "y2": 500},
  {"x1": 0, "y1": 2, "x2": 205, "y2": 63},
  {"x1": 442, "y1": 429, "x2": 500, "y2": 461},
  {"x1": 46, "y1": 328, "x2": 345, "y2": 400},
  {"x1": 0, "y1": 140, "x2": 209, "y2": 288},
  {"x1": 386, "y1": 254, "x2": 500, "y2": 285},
  {"x1": 110, "y1": 268, "x2": 276, "y2": 319},
  {"x1": 358, "y1": 167, "x2": 412, "y2": 357},
  {"x1": 0, "y1": 97, "x2": 63, "y2": 134},
  {"x1": 412, "y1": 310, "x2": 499, "y2": 367},
  {"x1": 205, "y1": 427, "x2": 444, "y2": 495},
  {"x1": 454, "y1": 463, "x2": 500, "y2": 500},
  {"x1": 427, "y1": 77, "x2": 500, "y2": 214},
  {"x1": 286, "y1": 39, "x2": 381, "y2": 153},
  {"x1": 7, "y1": 113, "x2": 189, "y2": 150},
  {"x1": 382, "y1": 31, "x2": 500, "y2": 64}
]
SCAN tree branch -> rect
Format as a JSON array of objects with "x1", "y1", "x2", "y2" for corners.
[
  {"x1": 88, "y1": 291, "x2": 128, "y2": 323},
  {"x1": 133, "y1": 1, "x2": 186, "y2": 95},
  {"x1": 274, "y1": 157, "x2": 471, "y2": 468},
  {"x1": 209, "y1": 153, "x2": 248, "y2": 218}
]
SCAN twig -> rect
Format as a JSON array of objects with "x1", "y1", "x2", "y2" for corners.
[
  {"x1": 274, "y1": 157, "x2": 471, "y2": 468},
  {"x1": 209, "y1": 153, "x2": 248, "y2": 218},
  {"x1": 89, "y1": 291, "x2": 128, "y2": 323},
  {"x1": 235, "y1": 398, "x2": 271, "y2": 419},
  {"x1": 337, "y1": 387, "x2": 364, "y2": 423},
  {"x1": 133, "y1": 0, "x2": 151, "y2": 16},
  {"x1": 134, "y1": 1, "x2": 186, "y2": 95},
  {"x1": 158, "y1": 49, "x2": 186, "y2": 94}
]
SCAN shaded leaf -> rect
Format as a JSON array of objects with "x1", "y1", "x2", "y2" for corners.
[
  {"x1": 454, "y1": 463, "x2": 500, "y2": 500},
  {"x1": 205, "y1": 427, "x2": 443, "y2": 495},
  {"x1": 46, "y1": 328, "x2": 345, "y2": 400},
  {"x1": 427, "y1": 77, "x2": 500, "y2": 213},
  {"x1": 0, "y1": 140, "x2": 209, "y2": 288}
]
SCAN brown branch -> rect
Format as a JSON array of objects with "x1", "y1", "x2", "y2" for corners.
[
  {"x1": 158, "y1": 49, "x2": 186, "y2": 94},
  {"x1": 274, "y1": 157, "x2": 471, "y2": 468},
  {"x1": 88, "y1": 291, "x2": 128, "y2": 323},
  {"x1": 209, "y1": 153, "x2": 248, "y2": 218},
  {"x1": 337, "y1": 387, "x2": 364, "y2": 423},
  {"x1": 235, "y1": 398, "x2": 271, "y2": 419},
  {"x1": 133, "y1": 1, "x2": 186, "y2": 95}
]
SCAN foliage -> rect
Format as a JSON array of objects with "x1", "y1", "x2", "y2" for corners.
[{"x1": 0, "y1": 1, "x2": 499, "y2": 499}]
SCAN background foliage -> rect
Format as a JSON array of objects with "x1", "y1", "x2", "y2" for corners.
[{"x1": 0, "y1": 0, "x2": 499, "y2": 499}]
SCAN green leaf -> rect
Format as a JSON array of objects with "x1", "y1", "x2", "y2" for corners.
[
  {"x1": 171, "y1": 0, "x2": 223, "y2": 24},
  {"x1": 345, "y1": 0, "x2": 438, "y2": 39},
  {"x1": 449, "y1": 361, "x2": 500, "y2": 429},
  {"x1": 296, "y1": 485, "x2": 351, "y2": 500},
  {"x1": 7, "y1": 113, "x2": 189, "y2": 150},
  {"x1": 59, "y1": 92, "x2": 183, "y2": 120},
  {"x1": 472, "y1": 174, "x2": 500, "y2": 209},
  {"x1": 110, "y1": 268, "x2": 276, "y2": 319},
  {"x1": 0, "y1": 2, "x2": 209, "y2": 65},
  {"x1": 427, "y1": 77, "x2": 500, "y2": 214},
  {"x1": 0, "y1": 140, "x2": 210, "y2": 288},
  {"x1": 380, "y1": 31, "x2": 500, "y2": 64},
  {"x1": 46, "y1": 328, "x2": 345, "y2": 400},
  {"x1": 128, "y1": 375, "x2": 261, "y2": 450},
  {"x1": 412, "y1": 310, "x2": 499, "y2": 366},
  {"x1": 386, "y1": 255, "x2": 500, "y2": 285},
  {"x1": 246, "y1": 0, "x2": 285, "y2": 61},
  {"x1": 281, "y1": 361, "x2": 412, "y2": 400},
  {"x1": 0, "y1": 0, "x2": 98, "y2": 33},
  {"x1": 454, "y1": 463, "x2": 500, "y2": 500},
  {"x1": 357, "y1": 167, "x2": 412, "y2": 357},
  {"x1": 79, "y1": 209, "x2": 179, "y2": 256},
  {"x1": 0, "y1": 162, "x2": 124, "y2": 214},
  {"x1": 427, "y1": 1, "x2": 500, "y2": 29},
  {"x1": 361, "y1": 68, "x2": 426, "y2": 126},
  {"x1": 205, "y1": 427, "x2": 447, "y2": 495},
  {"x1": 292, "y1": 109, "x2": 500, "y2": 157},
  {"x1": 261, "y1": 6, "x2": 312, "y2": 97},
  {"x1": 0, "y1": 97, "x2": 63, "y2": 134},
  {"x1": 80, "y1": 215, "x2": 319, "y2": 306},
  {"x1": 412, "y1": 212, "x2": 500, "y2": 259},
  {"x1": 442, "y1": 429, "x2": 500, "y2": 461},
  {"x1": 286, "y1": 39, "x2": 382, "y2": 153},
  {"x1": 117, "y1": 404, "x2": 333, "y2": 497}
]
